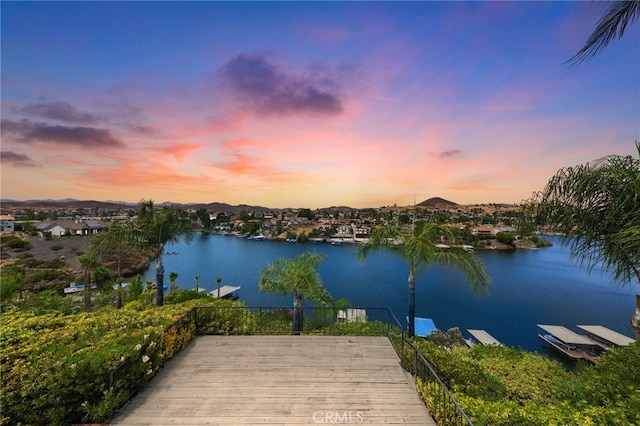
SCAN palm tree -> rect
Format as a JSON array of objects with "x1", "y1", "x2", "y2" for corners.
[
  {"x1": 259, "y1": 252, "x2": 333, "y2": 334},
  {"x1": 358, "y1": 221, "x2": 490, "y2": 337},
  {"x1": 135, "y1": 199, "x2": 193, "y2": 306},
  {"x1": 194, "y1": 274, "x2": 200, "y2": 293},
  {"x1": 568, "y1": 0, "x2": 640, "y2": 64},
  {"x1": 87, "y1": 222, "x2": 138, "y2": 308},
  {"x1": 169, "y1": 271, "x2": 178, "y2": 292},
  {"x1": 78, "y1": 252, "x2": 100, "y2": 311},
  {"x1": 216, "y1": 276, "x2": 222, "y2": 298},
  {"x1": 524, "y1": 142, "x2": 640, "y2": 338}
]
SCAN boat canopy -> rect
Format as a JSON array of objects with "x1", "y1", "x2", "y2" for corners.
[
  {"x1": 576, "y1": 325, "x2": 635, "y2": 347},
  {"x1": 468, "y1": 329, "x2": 502, "y2": 346},
  {"x1": 537, "y1": 324, "x2": 596, "y2": 345},
  {"x1": 409, "y1": 317, "x2": 437, "y2": 337},
  {"x1": 209, "y1": 285, "x2": 241, "y2": 299}
]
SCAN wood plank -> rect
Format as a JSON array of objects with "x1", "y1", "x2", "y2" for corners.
[{"x1": 112, "y1": 336, "x2": 436, "y2": 425}]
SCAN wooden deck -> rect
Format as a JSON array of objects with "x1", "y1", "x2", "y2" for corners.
[{"x1": 112, "y1": 336, "x2": 436, "y2": 425}]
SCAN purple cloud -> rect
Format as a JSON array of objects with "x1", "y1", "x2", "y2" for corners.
[
  {"x1": 1, "y1": 150, "x2": 38, "y2": 167},
  {"x1": 217, "y1": 53, "x2": 346, "y2": 116},
  {"x1": 17, "y1": 101, "x2": 101, "y2": 124},
  {"x1": 433, "y1": 150, "x2": 463, "y2": 159},
  {"x1": 1, "y1": 119, "x2": 125, "y2": 148}
]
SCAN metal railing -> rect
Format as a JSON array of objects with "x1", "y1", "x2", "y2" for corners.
[
  {"x1": 399, "y1": 333, "x2": 474, "y2": 426},
  {"x1": 108, "y1": 306, "x2": 473, "y2": 425}
]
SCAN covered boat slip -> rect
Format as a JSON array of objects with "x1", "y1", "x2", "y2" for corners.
[
  {"x1": 407, "y1": 317, "x2": 437, "y2": 338},
  {"x1": 208, "y1": 285, "x2": 240, "y2": 299},
  {"x1": 467, "y1": 329, "x2": 502, "y2": 346},
  {"x1": 576, "y1": 325, "x2": 635, "y2": 348},
  {"x1": 537, "y1": 324, "x2": 600, "y2": 364}
]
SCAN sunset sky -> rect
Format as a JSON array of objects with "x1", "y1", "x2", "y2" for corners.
[{"x1": 1, "y1": 2, "x2": 638, "y2": 209}]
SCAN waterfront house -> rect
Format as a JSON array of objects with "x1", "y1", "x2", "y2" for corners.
[
  {"x1": 471, "y1": 225, "x2": 494, "y2": 237},
  {"x1": 36, "y1": 219, "x2": 109, "y2": 238},
  {"x1": 0, "y1": 215, "x2": 15, "y2": 233}
]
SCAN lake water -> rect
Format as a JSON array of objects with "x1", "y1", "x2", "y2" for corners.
[{"x1": 143, "y1": 233, "x2": 637, "y2": 352}]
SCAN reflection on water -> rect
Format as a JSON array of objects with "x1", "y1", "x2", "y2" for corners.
[{"x1": 144, "y1": 233, "x2": 637, "y2": 351}]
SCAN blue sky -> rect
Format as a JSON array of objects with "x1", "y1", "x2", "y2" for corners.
[{"x1": 2, "y1": 1, "x2": 638, "y2": 208}]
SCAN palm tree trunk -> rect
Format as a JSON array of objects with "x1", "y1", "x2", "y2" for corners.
[
  {"x1": 292, "y1": 294, "x2": 303, "y2": 335},
  {"x1": 408, "y1": 269, "x2": 415, "y2": 338},
  {"x1": 156, "y1": 256, "x2": 165, "y2": 306},
  {"x1": 632, "y1": 294, "x2": 640, "y2": 341},
  {"x1": 84, "y1": 268, "x2": 92, "y2": 311}
]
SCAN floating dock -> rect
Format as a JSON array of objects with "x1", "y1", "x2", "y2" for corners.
[
  {"x1": 576, "y1": 325, "x2": 635, "y2": 348},
  {"x1": 467, "y1": 329, "x2": 502, "y2": 346},
  {"x1": 537, "y1": 324, "x2": 599, "y2": 364},
  {"x1": 209, "y1": 285, "x2": 241, "y2": 300}
]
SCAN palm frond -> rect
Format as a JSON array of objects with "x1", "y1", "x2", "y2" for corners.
[{"x1": 568, "y1": 0, "x2": 640, "y2": 64}]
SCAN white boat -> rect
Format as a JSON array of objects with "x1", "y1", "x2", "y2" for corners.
[
  {"x1": 63, "y1": 283, "x2": 97, "y2": 294},
  {"x1": 537, "y1": 324, "x2": 600, "y2": 364}
]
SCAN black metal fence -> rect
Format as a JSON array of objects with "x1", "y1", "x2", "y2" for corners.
[
  {"x1": 109, "y1": 306, "x2": 473, "y2": 425},
  {"x1": 194, "y1": 306, "x2": 395, "y2": 335}
]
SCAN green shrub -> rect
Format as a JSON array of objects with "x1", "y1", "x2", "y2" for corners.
[
  {"x1": 0, "y1": 299, "x2": 228, "y2": 425},
  {"x1": 414, "y1": 340, "x2": 640, "y2": 425},
  {"x1": 2, "y1": 236, "x2": 31, "y2": 250}
]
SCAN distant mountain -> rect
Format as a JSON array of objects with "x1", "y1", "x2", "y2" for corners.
[
  {"x1": 0, "y1": 199, "x2": 278, "y2": 214},
  {"x1": 2, "y1": 197, "x2": 471, "y2": 213},
  {"x1": 416, "y1": 197, "x2": 458, "y2": 208}
]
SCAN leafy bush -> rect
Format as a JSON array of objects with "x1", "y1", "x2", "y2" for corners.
[
  {"x1": 0, "y1": 298, "x2": 232, "y2": 425},
  {"x1": 413, "y1": 340, "x2": 640, "y2": 425},
  {"x1": 2, "y1": 235, "x2": 31, "y2": 250},
  {"x1": 495, "y1": 232, "x2": 515, "y2": 247}
]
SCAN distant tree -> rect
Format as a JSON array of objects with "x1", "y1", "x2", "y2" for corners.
[
  {"x1": 358, "y1": 221, "x2": 490, "y2": 337},
  {"x1": 259, "y1": 252, "x2": 333, "y2": 334},
  {"x1": 237, "y1": 210, "x2": 251, "y2": 222},
  {"x1": 91, "y1": 266, "x2": 112, "y2": 291},
  {"x1": 135, "y1": 200, "x2": 193, "y2": 306},
  {"x1": 127, "y1": 275, "x2": 144, "y2": 301},
  {"x1": 78, "y1": 252, "x2": 100, "y2": 311},
  {"x1": 169, "y1": 271, "x2": 179, "y2": 292},
  {"x1": 87, "y1": 222, "x2": 140, "y2": 308},
  {"x1": 568, "y1": 0, "x2": 640, "y2": 64},
  {"x1": 194, "y1": 208, "x2": 212, "y2": 229},
  {"x1": 297, "y1": 208, "x2": 315, "y2": 220},
  {"x1": 495, "y1": 232, "x2": 516, "y2": 248},
  {"x1": 216, "y1": 276, "x2": 222, "y2": 298},
  {"x1": 194, "y1": 274, "x2": 201, "y2": 293},
  {"x1": 398, "y1": 214, "x2": 411, "y2": 225},
  {"x1": 523, "y1": 142, "x2": 640, "y2": 338}
]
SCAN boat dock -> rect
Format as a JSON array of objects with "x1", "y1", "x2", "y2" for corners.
[
  {"x1": 208, "y1": 285, "x2": 241, "y2": 300},
  {"x1": 537, "y1": 324, "x2": 600, "y2": 364},
  {"x1": 576, "y1": 325, "x2": 635, "y2": 348},
  {"x1": 467, "y1": 329, "x2": 502, "y2": 346}
]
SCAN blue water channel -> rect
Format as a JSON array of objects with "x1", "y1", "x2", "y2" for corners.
[{"x1": 143, "y1": 233, "x2": 637, "y2": 352}]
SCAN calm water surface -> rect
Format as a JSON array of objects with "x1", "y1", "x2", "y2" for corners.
[{"x1": 143, "y1": 234, "x2": 637, "y2": 352}]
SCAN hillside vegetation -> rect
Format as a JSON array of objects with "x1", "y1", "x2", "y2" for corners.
[{"x1": 414, "y1": 334, "x2": 640, "y2": 425}]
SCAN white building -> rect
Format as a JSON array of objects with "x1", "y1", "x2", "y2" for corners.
[{"x1": 0, "y1": 215, "x2": 15, "y2": 233}]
